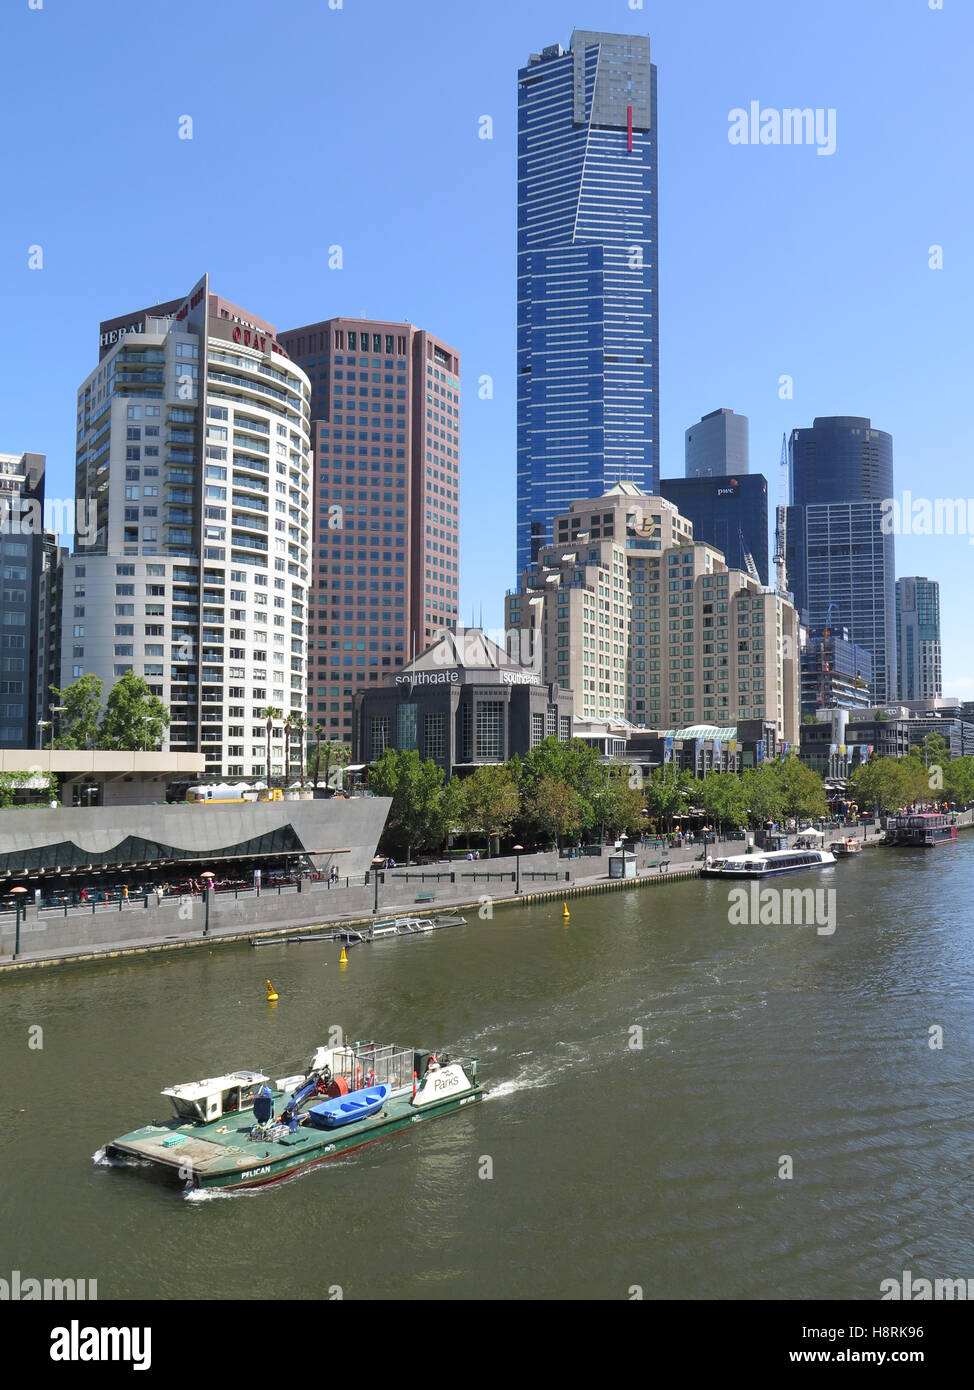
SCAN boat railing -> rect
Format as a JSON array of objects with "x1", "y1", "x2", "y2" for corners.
[{"x1": 333, "y1": 1043, "x2": 416, "y2": 1091}]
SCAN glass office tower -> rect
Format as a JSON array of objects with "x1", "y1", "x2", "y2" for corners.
[
  {"x1": 785, "y1": 416, "x2": 896, "y2": 702},
  {"x1": 517, "y1": 30, "x2": 659, "y2": 572},
  {"x1": 896, "y1": 576, "x2": 942, "y2": 700},
  {"x1": 660, "y1": 473, "x2": 768, "y2": 585}
]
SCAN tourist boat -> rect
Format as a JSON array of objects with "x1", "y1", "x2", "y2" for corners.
[
  {"x1": 884, "y1": 812, "x2": 958, "y2": 848},
  {"x1": 828, "y1": 838, "x2": 863, "y2": 857},
  {"x1": 99, "y1": 1041, "x2": 484, "y2": 1191},
  {"x1": 700, "y1": 847, "x2": 836, "y2": 879}
]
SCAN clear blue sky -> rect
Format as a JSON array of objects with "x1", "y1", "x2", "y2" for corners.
[{"x1": 2, "y1": 0, "x2": 972, "y2": 696}]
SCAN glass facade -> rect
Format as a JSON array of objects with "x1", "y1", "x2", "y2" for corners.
[
  {"x1": 517, "y1": 30, "x2": 659, "y2": 573},
  {"x1": 896, "y1": 576, "x2": 941, "y2": 700},
  {"x1": 660, "y1": 474, "x2": 769, "y2": 585},
  {"x1": 786, "y1": 417, "x2": 896, "y2": 703}
]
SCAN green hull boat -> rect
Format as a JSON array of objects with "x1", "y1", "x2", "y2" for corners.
[{"x1": 100, "y1": 1041, "x2": 484, "y2": 1191}]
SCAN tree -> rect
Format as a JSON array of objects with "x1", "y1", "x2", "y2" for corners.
[
  {"x1": 848, "y1": 757, "x2": 920, "y2": 814},
  {"x1": 310, "y1": 721, "x2": 325, "y2": 788},
  {"x1": 312, "y1": 736, "x2": 349, "y2": 792},
  {"x1": 643, "y1": 763, "x2": 692, "y2": 831},
  {"x1": 596, "y1": 766, "x2": 649, "y2": 839},
  {"x1": 520, "y1": 775, "x2": 585, "y2": 848},
  {"x1": 368, "y1": 748, "x2": 447, "y2": 859},
  {"x1": 945, "y1": 756, "x2": 974, "y2": 806},
  {"x1": 740, "y1": 764, "x2": 784, "y2": 826},
  {"x1": 699, "y1": 770, "x2": 748, "y2": 829},
  {"x1": 50, "y1": 675, "x2": 103, "y2": 750},
  {"x1": 283, "y1": 714, "x2": 294, "y2": 788},
  {"x1": 512, "y1": 738, "x2": 603, "y2": 811},
  {"x1": 291, "y1": 715, "x2": 307, "y2": 788},
  {"x1": 259, "y1": 706, "x2": 280, "y2": 786},
  {"x1": 97, "y1": 672, "x2": 170, "y2": 751},
  {"x1": 777, "y1": 753, "x2": 828, "y2": 821},
  {"x1": 455, "y1": 765, "x2": 520, "y2": 854}
]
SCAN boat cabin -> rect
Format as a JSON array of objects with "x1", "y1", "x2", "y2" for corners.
[
  {"x1": 162, "y1": 1070, "x2": 270, "y2": 1123},
  {"x1": 888, "y1": 813, "x2": 958, "y2": 847}
]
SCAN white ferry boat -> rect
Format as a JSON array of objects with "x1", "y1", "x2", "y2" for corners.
[{"x1": 700, "y1": 847, "x2": 836, "y2": 879}]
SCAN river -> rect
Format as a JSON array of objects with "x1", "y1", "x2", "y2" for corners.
[{"x1": 2, "y1": 837, "x2": 972, "y2": 1300}]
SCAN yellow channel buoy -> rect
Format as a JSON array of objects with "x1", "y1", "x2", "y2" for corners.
[
  {"x1": 562, "y1": 902, "x2": 571, "y2": 919},
  {"x1": 339, "y1": 946, "x2": 348, "y2": 966},
  {"x1": 265, "y1": 979, "x2": 279, "y2": 1001}
]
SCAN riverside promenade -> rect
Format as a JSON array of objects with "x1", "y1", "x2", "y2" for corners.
[{"x1": 2, "y1": 814, "x2": 970, "y2": 972}]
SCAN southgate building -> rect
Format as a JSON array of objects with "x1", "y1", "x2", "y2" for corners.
[
  {"x1": 505, "y1": 482, "x2": 800, "y2": 746},
  {"x1": 353, "y1": 628, "x2": 574, "y2": 779},
  {"x1": 517, "y1": 30, "x2": 659, "y2": 571},
  {"x1": 278, "y1": 317, "x2": 460, "y2": 750},
  {"x1": 59, "y1": 275, "x2": 313, "y2": 780}
]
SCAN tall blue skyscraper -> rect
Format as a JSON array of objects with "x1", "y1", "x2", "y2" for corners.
[
  {"x1": 785, "y1": 416, "x2": 896, "y2": 702},
  {"x1": 516, "y1": 30, "x2": 659, "y2": 572}
]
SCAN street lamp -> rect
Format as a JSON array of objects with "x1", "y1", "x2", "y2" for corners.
[
  {"x1": 513, "y1": 844, "x2": 523, "y2": 894},
  {"x1": 201, "y1": 871, "x2": 214, "y2": 936},
  {"x1": 49, "y1": 704, "x2": 65, "y2": 745},
  {"x1": 141, "y1": 717, "x2": 153, "y2": 752},
  {"x1": 11, "y1": 886, "x2": 28, "y2": 959},
  {"x1": 37, "y1": 720, "x2": 50, "y2": 749}
]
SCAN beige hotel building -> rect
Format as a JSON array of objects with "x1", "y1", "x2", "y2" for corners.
[{"x1": 504, "y1": 483, "x2": 799, "y2": 746}]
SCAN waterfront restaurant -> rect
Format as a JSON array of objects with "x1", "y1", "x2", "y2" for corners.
[{"x1": 352, "y1": 628, "x2": 575, "y2": 779}]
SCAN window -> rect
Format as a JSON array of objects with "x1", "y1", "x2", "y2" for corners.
[
  {"x1": 475, "y1": 701, "x2": 504, "y2": 759},
  {"x1": 424, "y1": 711, "x2": 445, "y2": 760}
]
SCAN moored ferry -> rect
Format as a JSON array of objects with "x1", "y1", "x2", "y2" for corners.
[
  {"x1": 700, "y1": 847, "x2": 836, "y2": 879},
  {"x1": 829, "y1": 838, "x2": 863, "y2": 857},
  {"x1": 99, "y1": 1040, "x2": 484, "y2": 1191},
  {"x1": 885, "y1": 812, "x2": 958, "y2": 848}
]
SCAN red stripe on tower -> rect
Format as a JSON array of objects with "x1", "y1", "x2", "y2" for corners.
[{"x1": 627, "y1": 104, "x2": 633, "y2": 151}]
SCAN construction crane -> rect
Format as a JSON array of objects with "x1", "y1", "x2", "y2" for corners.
[
  {"x1": 773, "y1": 432, "x2": 790, "y2": 597},
  {"x1": 737, "y1": 525, "x2": 761, "y2": 584}
]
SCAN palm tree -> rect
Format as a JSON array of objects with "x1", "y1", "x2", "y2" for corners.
[
  {"x1": 311, "y1": 721, "x2": 324, "y2": 789},
  {"x1": 283, "y1": 715, "x2": 295, "y2": 791},
  {"x1": 259, "y1": 706, "x2": 280, "y2": 789},
  {"x1": 291, "y1": 715, "x2": 307, "y2": 788},
  {"x1": 330, "y1": 742, "x2": 350, "y2": 794}
]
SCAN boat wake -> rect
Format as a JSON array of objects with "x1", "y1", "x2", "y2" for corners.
[{"x1": 91, "y1": 1146, "x2": 154, "y2": 1171}]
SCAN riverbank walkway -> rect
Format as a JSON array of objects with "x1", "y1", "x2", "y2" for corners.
[{"x1": 3, "y1": 813, "x2": 970, "y2": 972}]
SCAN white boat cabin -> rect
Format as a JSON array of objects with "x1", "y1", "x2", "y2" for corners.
[{"x1": 162, "y1": 1070, "x2": 270, "y2": 1123}]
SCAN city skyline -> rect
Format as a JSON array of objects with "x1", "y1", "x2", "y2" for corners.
[{"x1": 3, "y1": 0, "x2": 972, "y2": 698}]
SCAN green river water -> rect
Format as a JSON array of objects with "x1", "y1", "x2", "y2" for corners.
[{"x1": 2, "y1": 839, "x2": 972, "y2": 1300}]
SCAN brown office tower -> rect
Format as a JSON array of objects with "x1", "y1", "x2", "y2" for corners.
[{"x1": 279, "y1": 318, "x2": 460, "y2": 754}]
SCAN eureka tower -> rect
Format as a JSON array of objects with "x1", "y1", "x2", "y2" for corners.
[{"x1": 516, "y1": 30, "x2": 659, "y2": 572}]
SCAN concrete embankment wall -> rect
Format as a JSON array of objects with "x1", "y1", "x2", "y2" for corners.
[{"x1": 3, "y1": 814, "x2": 971, "y2": 972}]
